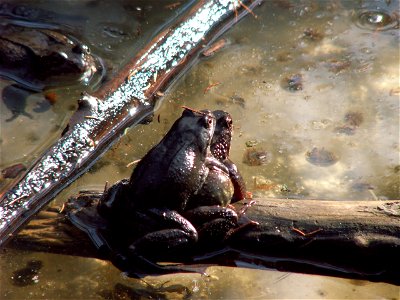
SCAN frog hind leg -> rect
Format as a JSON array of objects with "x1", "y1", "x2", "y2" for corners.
[
  {"x1": 69, "y1": 204, "x2": 203, "y2": 277},
  {"x1": 117, "y1": 229, "x2": 198, "y2": 277},
  {"x1": 198, "y1": 218, "x2": 237, "y2": 246},
  {"x1": 184, "y1": 206, "x2": 238, "y2": 246},
  {"x1": 116, "y1": 208, "x2": 200, "y2": 277},
  {"x1": 128, "y1": 208, "x2": 198, "y2": 257}
]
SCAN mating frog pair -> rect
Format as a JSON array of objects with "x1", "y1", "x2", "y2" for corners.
[{"x1": 69, "y1": 107, "x2": 251, "y2": 276}]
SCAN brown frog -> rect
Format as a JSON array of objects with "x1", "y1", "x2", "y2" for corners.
[{"x1": 68, "y1": 108, "x2": 248, "y2": 276}]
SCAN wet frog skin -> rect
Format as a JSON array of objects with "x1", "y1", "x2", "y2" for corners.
[
  {"x1": 96, "y1": 108, "x2": 221, "y2": 261},
  {"x1": 69, "y1": 108, "x2": 247, "y2": 275},
  {"x1": 99, "y1": 110, "x2": 246, "y2": 245},
  {"x1": 99, "y1": 108, "x2": 216, "y2": 219}
]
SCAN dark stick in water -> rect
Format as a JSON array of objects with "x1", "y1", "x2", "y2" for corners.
[{"x1": 0, "y1": 0, "x2": 263, "y2": 247}]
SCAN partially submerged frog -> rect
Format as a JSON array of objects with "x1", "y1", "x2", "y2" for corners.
[
  {"x1": 0, "y1": 22, "x2": 101, "y2": 121},
  {"x1": 68, "y1": 108, "x2": 249, "y2": 276}
]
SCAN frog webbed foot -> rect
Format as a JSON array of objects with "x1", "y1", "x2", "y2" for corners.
[{"x1": 224, "y1": 201, "x2": 260, "y2": 241}]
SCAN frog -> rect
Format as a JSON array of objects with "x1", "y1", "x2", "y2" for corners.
[
  {"x1": 186, "y1": 110, "x2": 246, "y2": 209},
  {"x1": 183, "y1": 110, "x2": 248, "y2": 243},
  {"x1": 68, "y1": 108, "x2": 248, "y2": 276},
  {"x1": 0, "y1": 22, "x2": 101, "y2": 121}
]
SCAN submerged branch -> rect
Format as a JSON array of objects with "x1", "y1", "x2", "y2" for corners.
[
  {"x1": 8, "y1": 194, "x2": 400, "y2": 285},
  {"x1": 0, "y1": 0, "x2": 263, "y2": 247}
]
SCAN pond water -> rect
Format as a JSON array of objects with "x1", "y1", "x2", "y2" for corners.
[{"x1": 1, "y1": 0, "x2": 399, "y2": 299}]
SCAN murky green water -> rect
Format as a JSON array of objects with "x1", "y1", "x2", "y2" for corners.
[{"x1": 1, "y1": 0, "x2": 399, "y2": 299}]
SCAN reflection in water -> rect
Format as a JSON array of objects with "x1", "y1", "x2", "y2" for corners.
[
  {"x1": 0, "y1": 0, "x2": 399, "y2": 299},
  {"x1": 1, "y1": 84, "x2": 34, "y2": 121}
]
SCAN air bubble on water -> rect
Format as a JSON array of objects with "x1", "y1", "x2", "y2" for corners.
[{"x1": 354, "y1": 9, "x2": 399, "y2": 31}]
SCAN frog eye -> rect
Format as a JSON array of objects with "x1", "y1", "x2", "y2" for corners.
[
  {"x1": 207, "y1": 116, "x2": 214, "y2": 126},
  {"x1": 202, "y1": 115, "x2": 214, "y2": 128}
]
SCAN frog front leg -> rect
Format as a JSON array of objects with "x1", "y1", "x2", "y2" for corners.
[
  {"x1": 188, "y1": 156, "x2": 234, "y2": 208},
  {"x1": 205, "y1": 155, "x2": 230, "y2": 173},
  {"x1": 223, "y1": 158, "x2": 247, "y2": 202}
]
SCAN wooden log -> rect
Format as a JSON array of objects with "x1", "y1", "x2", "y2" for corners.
[
  {"x1": 226, "y1": 198, "x2": 400, "y2": 284},
  {"x1": 7, "y1": 193, "x2": 400, "y2": 285}
]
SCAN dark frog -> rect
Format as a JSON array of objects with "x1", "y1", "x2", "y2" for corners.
[
  {"x1": 187, "y1": 109, "x2": 246, "y2": 208},
  {"x1": 0, "y1": 22, "x2": 102, "y2": 121},
  {"x1": 68, "y1": 108, "x2": 248, "y2": 276},
  {"x1": 183, "y1": 110, "x2": 248, "y2": 243},
  {"x1": 0, "y1": 23, "x2": 99, "y2": 88}
]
